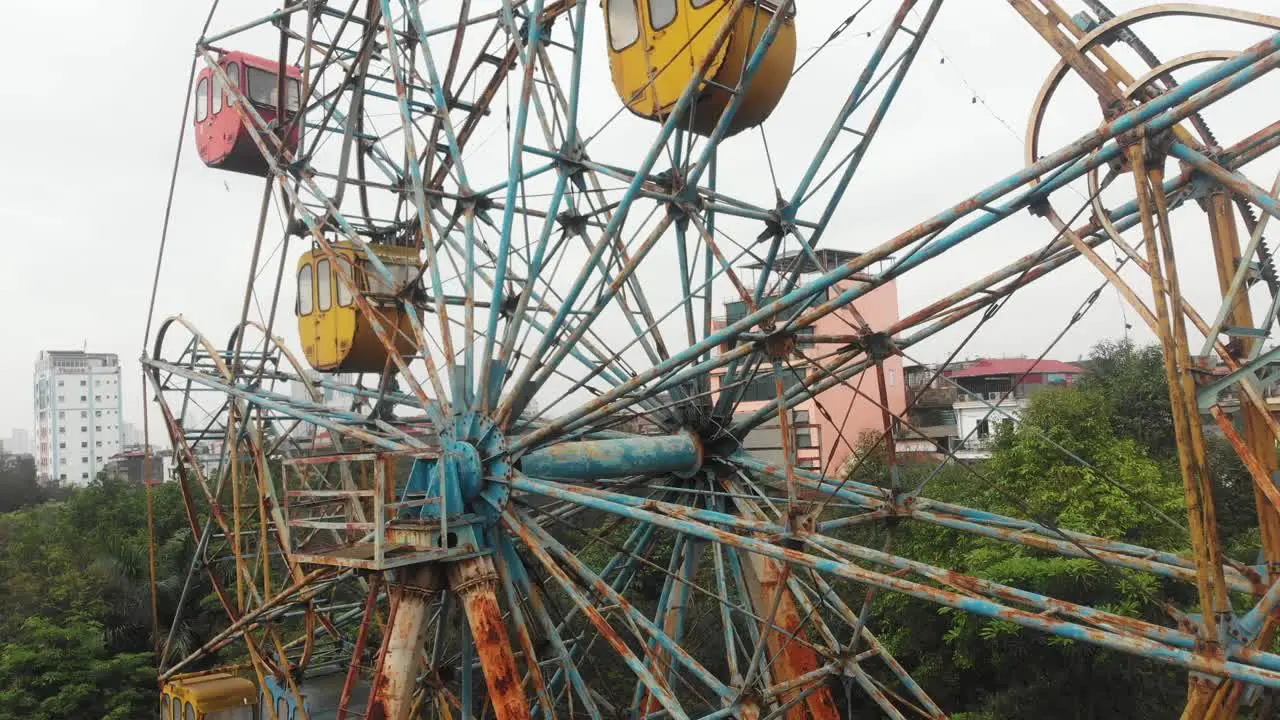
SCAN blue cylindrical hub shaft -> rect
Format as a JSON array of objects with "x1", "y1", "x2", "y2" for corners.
[{"x1": 521, "y1": 432, "x2": 703, "y2": 480}]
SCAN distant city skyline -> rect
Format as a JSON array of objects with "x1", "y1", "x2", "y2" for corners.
[{"x1": 1, "y1": 428, "x2": 30, "y2": 456}]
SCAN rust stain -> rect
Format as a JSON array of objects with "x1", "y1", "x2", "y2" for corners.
[
  {"x1": 449, "y1": 558, "x2": 532, "y2": 720},
  {"x1": 745, "y1": 555, "x2": 839, "y2": 720}
]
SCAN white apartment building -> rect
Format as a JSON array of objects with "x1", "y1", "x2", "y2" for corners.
[{"x1": 34, "y1": 351, "x2": 125, "y2": 484}]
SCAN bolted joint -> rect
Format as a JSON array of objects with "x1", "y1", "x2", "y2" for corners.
[
  {"x1": 1188, "y1": 670, "x2": 1225, "y2": 694},
  {"x1": 652, "y1": 167, "x2": 686, "y2": 196},
  {"x1": 757, "y1": 212, "x2": 796, "y2": 246},
  {"x1": 446, "y1": 556, "x2": 500, "y2": 597},
  {"x1": 1100, "y1": 97, "x2": 1129, "y2": 124},
  {"x1": 1145, "y1": 127, "x2": 1176, "y2": 159},
  {"x1": 758, "y1": 331, "x2": 796, "y2": 360},
  {"x1": 779, "y1": 534, "x2": 806, "y2": 551},
  {"x1": 666, "y1": 201, "x2": 696, "y2": 223},
  {"x1": 386, "y1": 576, "x2": 448, "y2": 604},
  {"x1": 387, "y1": 582, "x2": 441, "y2": 603},
  {"x1": 499, "y1": 290, "x2": 523, "y2": 319},
  {"x1": 556, "y1": 143, "x2": 586, "y2": 174},
  {"x1": 458, "y1": 192, "x2": 495, "y2": 214},
  {"x1": 367, "y1": 222, "x2": 400, "y2": 245},
  {"x1": 863, "y1": 331, "x2": 895, "y2": 362},
  {"x1": 1026, "y1": 196, "x2": 1052, "y2": 218},
  {"x1": 448, "y1": 570, "x2": 497, "y2": 597},
  {"x1": 555, "y1": 209, "x2": 588, "y2": 236}
]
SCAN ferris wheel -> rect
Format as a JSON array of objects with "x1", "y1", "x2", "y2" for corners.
[{"x1": 142, "y1": 1, "x2": 1280, "y2": 718}]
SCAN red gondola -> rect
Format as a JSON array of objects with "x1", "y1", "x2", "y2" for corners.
[{"x1": 193, "y1": 51, "x2": 303, "y2": 177}]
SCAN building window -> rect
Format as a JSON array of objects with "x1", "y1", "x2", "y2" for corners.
[
  {"x1": 96, "y1": 441, "x2": 102, "y2": 447},
  {"x1": 58, "y1": 443, "x2": 65, "y2": 449},
  {"x1": 95, "y1": 395, "x2": 101, "y2": 401},
  {"x1": 80, "y1": 396, "x2": 86, "y2": 402},
  {"x1": 57, "y1": 380, "x2": 64, "y2": 387},
  {"x1": 58, "y1": 427, "x2": 64, "y2": 434},
  {"x1": 795, "y1": 427, "x2": 815, "y2": 449},
  {"x1": 59, "y1": 473, "x2": 66, "y2": 480},
  {"x1": 95, "y1": 411, "x2": 101, "y2": 417},
  {"x1": 739, "y1": 368, "x2": 805, "y2": 403},
  {"x1": 81, "y1": 411, "x2": 87, "y2": 419},
  {"x1": 976, "y1": 419, "x2": 990, "y2": 439},
  {"x1": 58, "y1": 411, "x2": 64, "y2": 419},
  {"x1": 80, "y1": 380, "x2": 86, "y2": 386},
  {"x1": 81, "y1": 473, "x2": 88, "y2": 480},
  {"x1": 95, "y1": 426, "x2": 102, "y2": 432},
  {"x1": 80, "y1": 442, "x2": 87, "y2": 448},
  {"x1": 57, "y1": 396, "x2": 64, "y2": 402}
]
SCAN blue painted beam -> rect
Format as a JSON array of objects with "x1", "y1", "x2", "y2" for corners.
[
  {"x1": 520, "y1": 433, "x2": 703, "y2": 480},
  {"x1": 1198, "y1": 344, "x2": 1280, "y2": 408},
  {"x1": 508, "y1": 473, "x2": 1280, "y2": 688}
]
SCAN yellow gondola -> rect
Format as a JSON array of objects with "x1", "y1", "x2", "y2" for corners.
[
  {"x1": 161, "y1": 670, "x2": 258, "y2": 719},
  {"x1": 296, "y1": 243, "x2": 420, "y2": 373},
  {"x1": 603, "y1": 0, "x2": 796, "y2": 136}
]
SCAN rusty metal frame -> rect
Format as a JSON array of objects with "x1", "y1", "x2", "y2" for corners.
[{"x1": 144, "y1": 2, "x2": 1280, "y2": 719}]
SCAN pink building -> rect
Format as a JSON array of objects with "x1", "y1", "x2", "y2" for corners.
[{"x1": 711, "y1": 249, "x2": 906, "y2": 476}]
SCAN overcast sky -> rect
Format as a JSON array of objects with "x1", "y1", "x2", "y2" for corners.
[{"x1": 1, "y1": 0, "x2": 1276, "y2": 438}]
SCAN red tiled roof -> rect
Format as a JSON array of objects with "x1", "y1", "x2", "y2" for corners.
[{"x1": 944, "y1": 358, "x2": 1084, "y2": 379}]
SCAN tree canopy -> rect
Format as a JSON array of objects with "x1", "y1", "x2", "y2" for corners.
[
  {"x1": 0, "y1": 464, "x2": 219, "y2": 719},
  {"x1": 854, "y1": 339, "x2": 1268, "y2": 718}
]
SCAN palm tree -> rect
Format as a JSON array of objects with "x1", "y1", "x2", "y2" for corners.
[{"x1": 95, "y1": 526, "x2": 218, "y2": 665}]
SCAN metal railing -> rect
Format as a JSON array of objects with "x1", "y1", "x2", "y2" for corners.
[{"x1": 282, "y1": 451, "x2": 465, "y2": 571}]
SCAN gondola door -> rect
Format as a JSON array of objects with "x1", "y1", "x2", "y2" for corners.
[
  {"x1": 297, "y1": 258, "x2": 323, "y2": 370},
  {"x1": 312, "y1": 256, "x2": 341, "y2": 369}
]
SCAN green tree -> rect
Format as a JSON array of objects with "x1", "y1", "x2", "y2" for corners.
[
  {"x1": 0, "y1": 452, "x2": 45, "y2": 513},
  {"x1": 0, "y1": 615, "x2": 154, "y2": 720},
  {"x1": 1076, "y1": 338, "x2": 1265, "y2": 557},
  {"x1": 865, "y1": 373, "x2": 1189, "y2": 717},
  {"x1": 1076, "y1": 338, "x2": 1175, "y2": 458},
  {"x1": 0, "y1": 473, "x2": 223, "y2": 717}
]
